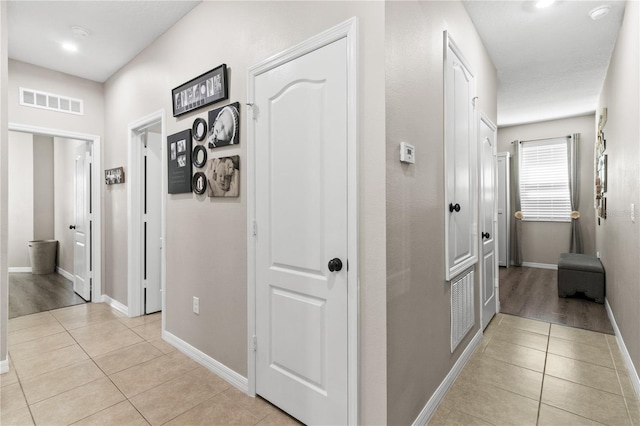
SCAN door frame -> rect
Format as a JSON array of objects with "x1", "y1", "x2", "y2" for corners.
[
  {"x1": 478, "y1": 112, "x2": 499, "y2": 329},
  {"x1": 127, "y1": 110, "x2": 166, "y2": 319},
  {"x1": 246, "y1": 17, "x2": 359, "y2": 424},
  {"x1": 8, "y1": 123, "x2": 102, "y2": 303}
]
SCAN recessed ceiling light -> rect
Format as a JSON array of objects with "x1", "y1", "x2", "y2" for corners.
[
  {"x1": 536, "y1": 0, "x2": 556, "y2": 8},
  {"x1": 589, "y1": 5, "x2": 611, "y2": 20},
  {"x1": 62, "y1": 42, "x2": 78, "y2": 53}
]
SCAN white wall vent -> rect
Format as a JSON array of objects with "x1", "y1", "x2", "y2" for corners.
[
  {"x1": 451, "y1": 269, "x2": 475, "y2": 352},
  {"x1": 20, "y1": 87, "x2": 84, "y2": 116}
]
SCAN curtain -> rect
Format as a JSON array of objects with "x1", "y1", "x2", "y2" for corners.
[
  {"x1": 513, "y1": 141, "x2": 523, "y2": 266},
  {"x1": 568, "y1": 133, "x2": 584, "y2": 253}
]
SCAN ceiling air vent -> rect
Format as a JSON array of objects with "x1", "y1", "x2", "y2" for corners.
[{"x1": 20, "y1": 87, "x2": 84, "y2": 116}]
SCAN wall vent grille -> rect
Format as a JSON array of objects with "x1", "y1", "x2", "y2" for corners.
[
  {"x1": 451, "y1": 269, "x2": 475, "y2": 352},
  {"x1": 20, "y1": 87, "x2": 84, "y2": 116}
]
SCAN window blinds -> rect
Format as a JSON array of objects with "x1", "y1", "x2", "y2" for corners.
[{"x1": 519, "y1": 138, "x2": 571, "y2": 222}]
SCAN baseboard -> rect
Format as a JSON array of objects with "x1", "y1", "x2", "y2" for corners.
[
  {"x1": 101, "y1": 295, "x2": 129, "y2": 316},
  {"x1": 163, "y1": 329, "x2": 248, "y2": 393},
  {"x1": 521, "y1": 262, "x2": 557, "y2": 270},
  {"x1": 8, "y1": 267, "x2": 32, "y2": 273},
  {"x1": 0, "y1": 358, "x2": 8, "y2": 374},
  {"x1": 605, "y1": 298, "x2": 640, "y2": 399},
  {"x1": 56, "y1": 267, "x2": 74, "y2": 281},
  {"x1": 412, "y1": 329, "x2": 483, "y2": 426}
]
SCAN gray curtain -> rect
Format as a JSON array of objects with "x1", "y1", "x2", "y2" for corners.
[
  {"x1": 568, "y1": 133, "x2": 584, "y2": 253},
  {"x1": 513, "y1": 141, "x2": 523, "y2": 266}
]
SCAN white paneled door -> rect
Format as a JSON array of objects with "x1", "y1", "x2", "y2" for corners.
[
  {"x1": 480, "y1": 114, "x2": 497, "y2": 330},
  {"x1": 144, "y1": 130, "x2": 162, "y2": 314},
  {"x1": 73, "y1": 143, "x2": 91, "y2": 301},
  {"x1": 254, "y1": 38, "x2": 349, "y2": 425}
]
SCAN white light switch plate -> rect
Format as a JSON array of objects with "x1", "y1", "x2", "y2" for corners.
[{"x1": 400, "y1": 142, "x2": 415, "y2": 164}]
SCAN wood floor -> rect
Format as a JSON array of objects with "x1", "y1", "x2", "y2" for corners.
[
  {"x1": 9, "y1": 272, "x2": 86, "y2": 319},
  {"x1": 499, "y1": 266, "x2": 614, "y2": 335}
]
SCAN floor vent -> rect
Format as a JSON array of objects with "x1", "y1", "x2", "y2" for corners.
[
  {"x1": 20, "y1": 87, "x2": 83, "y2": 116},
  {"x1": 451, "y1": 269, "x2": 475, "y2": 352}
]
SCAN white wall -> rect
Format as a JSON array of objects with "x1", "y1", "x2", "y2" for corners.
[
  {"x1": 8, "y1": 131, "x2": 33, "y2": 268},
  {"x1": 32, "y1": 134, "x2": 54, "y2": 240},
  {"x1": 0, "y1": 0, "x2": 9, "y2": 371}
]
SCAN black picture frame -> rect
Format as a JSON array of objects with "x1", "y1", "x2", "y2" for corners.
[
  {"x1": 193, "y1": 144, "x2": 207, "y2": 168},
  {"x1": 207, "y1": 102, "x2": 240, "y2": 149},
  {"x1": 192, "y1": 117, "x2": 207, "y2": 141},
  {"x1": 172, "y1": 64, "x2": 228, "y2": 117},
  {"x1": 192, "y1": 172, "x2": 207, "y2": 195},
  {"x1": 105, "y1": 167, "x2": 125, "y2": 185},
  {"x1": 167, "y1": 129, "x2": 193, "y2": 194}
]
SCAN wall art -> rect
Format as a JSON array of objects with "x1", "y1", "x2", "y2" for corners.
[
  {"x1": 167, "y1": 129, "x2": 192, "y2": 194},
  {"x1": 105, "y1": 167, "x2": 124, "y2": 185},
  {"x1": 207, "y1": 102, "x2": 240, "y2": 148},
  {"x1": 172, "y1": 64, "x2": 228, "y2": 117},
  {"x1": 192, "y1": 172, "x2": 207, "y2": 195},
  {"x1": 192, "y1": 144, "x2": 207, "y2": 168},
  {"x1": 205, "y1": 155, "x2": 239, "y2": 197}
]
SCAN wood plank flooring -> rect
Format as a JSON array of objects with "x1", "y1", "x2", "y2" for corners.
[
  {"x1": 9, "y1": 272, "x2": 86, "y2": 319},
  {"x1": 499, "y1": 266, "x2": 614, "y2": 335}
]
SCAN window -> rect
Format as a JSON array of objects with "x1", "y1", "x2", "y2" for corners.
[{"x1": 519, "y1": 138, "x2": 571, "y2": 222}]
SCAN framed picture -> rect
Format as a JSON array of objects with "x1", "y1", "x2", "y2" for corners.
[
  {"x1": 167, "y1": 129, "x2": 192, "y2": 194},
  {"x1": 207, "y1": 102, "x2": 240, "y2": 148},
  {"x1": 172, "y1": 64, "x2": 228, "y2": 117},
  {"x1": 192, "y1": 145, "x2": 207, "y2": 168},
  {"x1": 105, "y1": 167, "x2": 124, "y2": 185},
  {"x1": 205, "y1": 155, "x2": 239, "y2": 197},
  {"x1": 192, "y1": 117, "x2": 207, "y2": 141},
  {"x1": 192, "y1": 172, "x2": 207, "y2": 195}
]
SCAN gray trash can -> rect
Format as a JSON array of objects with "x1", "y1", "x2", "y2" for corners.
[{"x1": 28, "y1": 240, "x2": 58, "y2": 274}]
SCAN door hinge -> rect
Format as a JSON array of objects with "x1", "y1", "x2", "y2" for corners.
[
  {"x1": 252, "y1": 220, "x2": 257, "y2": 237},
  {"x1": 252, "y1": 335, "x2": 257, "y2": 352}
]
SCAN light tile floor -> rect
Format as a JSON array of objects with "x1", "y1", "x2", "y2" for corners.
[
  {"x1": 430, "y1": 313, "x2": 640, "y2": 426},
  {"x1": 0, "y1": 303, "x2": 300, "y2": 426}
]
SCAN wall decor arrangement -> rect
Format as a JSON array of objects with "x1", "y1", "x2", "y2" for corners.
[
  {"x1": 205, "y1": 155, "x2": 239, "y2": 197},
  {"x1": 172, "y1": 64, "x2": 228, "y2": 117},
  {"x1": 167, "y1": 129, "x2": 193, "y2": 194},
  {"x1": 105, "y1": 167, "x2": 125, "y2": 185},
  {"x1": 595, "y1": 107, "x2": 608, "y2": 220},
  {"x1": 192, "y1": 117, "x2": 207, "y2": 141},
  {"x1": 192, "y1": 144, "x2": 207, "y2": 168},
  {"x1": 208, "y1": 102, "x2": 240, "y2": 148},
  {"x1": 192, "y1": 172, "x2": 207, "y2": 195}
]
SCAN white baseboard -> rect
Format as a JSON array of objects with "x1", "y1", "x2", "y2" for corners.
[
  {"x1": 0, "y1": 358, "x2": 8, "y2": 374},
  {"x1": 8, "y1": 267, "x2": 32, "y2": 273},
  {"x1": 412, "y1": 329, "x2": 483, "y2": 426},
  {"x1": 605, "y1": 298, "x2": 640, "y2": 399},
  {"x1": 521, "y1": 262, "x2": 557, "y2": 270},
  {"x1": 163, "y1": 329, "x2": 248, "y2": 393},
  {"x1": 56, "y1": 267, "x2": 74, "y2": 281},
  {"x1": 101, "y1": 295, "x2": 129, "y2": 316}
]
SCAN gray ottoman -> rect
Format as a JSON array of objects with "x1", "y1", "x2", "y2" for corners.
[{"x1": 558, "y1": 253, "x2": 605, "y2": 303}]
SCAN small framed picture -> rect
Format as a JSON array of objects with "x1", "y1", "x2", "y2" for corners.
[
  {"x1": 207, "y1": 102, "x2": 240, "y2": 148},
  {"x1": 205, "y1": 155, "x2": 239, "y2": 197},
  {"x1": 172, "y1": 64, "x2": 228, "y2": 117},
  {"x1": 105, "y1": 167, "x2": 125, "y2": 185},
  {"x1": 192, "y1": 117, "x2": 207, "y2": 141},
  {"x1": 167, "y1": 129, "x2": 192, "y2": 194}
]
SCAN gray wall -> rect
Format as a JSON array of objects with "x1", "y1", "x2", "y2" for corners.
[
  {"x1": 385, "y1": 1, "x2": 497, "y2": 424},
  {"x1": 596, "y1": 0, "x2": 640, "y2": 379},
  {"x1": 33, "y1": 135, "x2": 54, "y2": 241},
  {"x1": 7, "y1": 131, "x2": 33, "y2": 267},
  {"x1": 1, "y1": 0, "x2": 8, "y2": 371},
  {"x1": 497, "y1": 114, "x2": 597, "y2": 265}
]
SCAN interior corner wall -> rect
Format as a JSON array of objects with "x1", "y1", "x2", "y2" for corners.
[
  {"x1": 103, "y1": 2, "x2": 387, "y2": 422},
  {"x1": 497, "y1": 114, "x2": 597, "y2": 265},
  {"x1": 8, "y1": 131, "x2": 34, "y2": 268},
  {"x1": 33, "y1": 135, "x2": 54, "y2": 240},
  {"x1": 0, "y1": 0, "x2": 8, "y2": 369},
  {"x1": 385, "y1": 1, "x2": 497, "y2": 424},
  {"x1": 596, "y1": 0, "x2": 640, "y2": 374}
]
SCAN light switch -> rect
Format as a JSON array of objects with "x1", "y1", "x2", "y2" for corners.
[{"x1": 400, "y1": 142, "x2": 415, "y2": 164}]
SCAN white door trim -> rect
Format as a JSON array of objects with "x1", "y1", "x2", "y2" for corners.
[
  {"x1": 246, "y1": 17, "x2": 359, "y2": 425},
  {"x1": 8, "y1": 123, "x2": 102, "y2": 303},
  {"x1": 127, "y1": 110, "x2": 166, "y2": 319}
]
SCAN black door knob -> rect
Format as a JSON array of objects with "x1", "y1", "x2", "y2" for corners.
[
  {"x1": 69, "y1": 225, "x2": 76, "y2": 230},
  {"x1": 328, "y1": 258, "x2": 343, "y2": 272},
  {"x1": 482, "y1": 232, "x2": 491, "y2": 239},
  {"x1": 449, "y1": 203, "x2": 461, "y2": 213}
]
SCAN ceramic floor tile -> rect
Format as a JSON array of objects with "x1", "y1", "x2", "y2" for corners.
[
  {"x1": 255, "y1": 409, "x2": 303, "y2": 426},
  {"x1": 548, "y1": 337, "x2": 614, "y2": 368},
  {"x1": 68, "y1": 318, "x2": 129, "y2": 338},
  {"x1": 220, "y1": 387, "x2": 281, "y2": 421},
  {"x1": 130, "y1": 367, "x2": 230, "y2": 425},
  {"x1": 8, "y1": 311, "x2": 58, "y2": 332},
  {"x1": 619, "y1": 372, "x2": 639, "y2": 400},
  {"x1": 427, "y1": 405, "x2": 450, "y2": 426},
  {"x1": 52, "y1": 306, "x2": 126, "y2": 331},
  {"x1": 109, "y1": 350, "x2": 200, "y2": 397},
  {"x1": 482, "y1": 337, "x2": 547, "y2": 372},
  {"x1": 542, "y1": 375, "x2": 630, "y2": 425},
  {"x1": 0, "y1": 382, "x2": 28, "y2": 414},
  {"x1": 118, "y1": 313, "x2": 161, "y2": 329},
  {"x1": 20, "y1": 359, "x2": 105, "y2": 404},
  {"x1": 545, "y1": 353, "x2": 622, "y2": 395},
  {"x1": 164, "y1": 393, "x2": 259, "y2": 426},
  {"x1": 537, "y1": 403, "x2": 604, "y2": 425},
  {"x1": 8, "y1": 331, "x2": 76, "y2": 360},
  {"x1": 0, "y1": 366, "x2": 19, "y2": 387},
  {"x1": 443, "y1": 409, "x2": 494, "y2": 425},
  {"x1": 626, "y1": 398, "x2": 640, "y2": 425},
  {"x1": 0, "y1": 404, "x2": 34, "y2": 426},
  {"x1": 93, "y1": 341, "x2": 163, "y2": 375},
  {"x1": 607, "y1": 335, "x2": 628, "y2": 371},
  {"x1": 8, "y1": 321, "x2": 65, "y2": 346},
  {"x1": 72, "y1": 327, "x2": 144, "y2": 357},
  {"x1": 499, "y1": 314, "x2": 550, "y2": 336},
  {"x1": 148, "y1": 338, "x2": 176, "y2": 354},
  {"x1": 550, "y1": 324, "x2": 609, "y2": 349},
  {"x1": 131, "y1": 321, "x2": 162, "y2": 341},
  {"x1": 490, "y1": 325, "x2": 549, "y2": 352},
  {"x1": 30, "y1": 377, "x2": 126, "y2": 426},
  {"x1": 12, "y1": 344, "x2": 89, "y2": 380},
  {"x1": 72, "y1": 400, "x2": 150, "y2": 426}
]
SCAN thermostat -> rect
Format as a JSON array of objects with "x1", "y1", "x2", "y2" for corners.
[{"x1": 400, "y1": 142, "x2": 415, "y2": 164}]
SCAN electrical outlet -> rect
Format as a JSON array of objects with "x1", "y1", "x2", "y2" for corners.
[
  {"x1": 193, "y1": 296, "x2": 199, "y2": 314},
  {"x1": 597, "y1": 251, "x2": 601, "y2": 258}
]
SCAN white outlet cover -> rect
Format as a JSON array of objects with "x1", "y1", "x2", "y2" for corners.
[{"x1": 400, "y1": 142, "x2": 415, "y2": 164}]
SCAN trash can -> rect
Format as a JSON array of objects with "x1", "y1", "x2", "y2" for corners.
[{"x1": 28, "y1": 240, "x2": 58, "y2": 274}]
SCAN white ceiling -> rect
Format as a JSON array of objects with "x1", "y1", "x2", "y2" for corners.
[
  {"x1": 463, "y1": 0, "x2": 626, "y2": 127},
  {"x1": 8, "y1": 1, "x2": 201, "y2": 83}
]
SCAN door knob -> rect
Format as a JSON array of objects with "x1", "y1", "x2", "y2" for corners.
[
  {"x1": 328, "y1": 258, "x2": 343, "y2": 272},
  {"x1": 449, "y1": 203, "x2": 461, "y2": 213},
  {"x1": 482, "y1": 232, "x2": 491, "y2": 239},
  {"x1": 69, "y1": 225, "x2": 76, "y2": 230}
]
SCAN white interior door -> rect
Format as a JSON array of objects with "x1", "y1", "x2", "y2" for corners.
[
  {"x1": 254, "y1": 37, "x2": 349, "y2": 425},
  {"x1": 73, "y1": 143, "x2": 91, "y2": 301},
  {"x1": 144, "y1": 130, "x2": 162, "y2": 314},
  {"x1": 480, "y1": 115, "x2": 497, "y2": 329},
  {"x1": 497, "y1": 153, "x2": 511, "y2": 267}
]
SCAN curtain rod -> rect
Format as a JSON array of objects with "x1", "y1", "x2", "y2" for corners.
[{"x1": 510, "y1": 135, "x2": 571, "y2": 144}]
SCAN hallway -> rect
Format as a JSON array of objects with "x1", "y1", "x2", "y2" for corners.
[{"x1": 430, "y1": 313, "x2": 639, "y2": 425}]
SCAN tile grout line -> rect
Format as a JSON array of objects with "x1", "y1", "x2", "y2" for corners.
[
  {"x1": 606, "y1": 334, "x2": 635, "y2": 425},
  {"x1": 535, "y1": 322, "x2": 551, "y2": 426}
]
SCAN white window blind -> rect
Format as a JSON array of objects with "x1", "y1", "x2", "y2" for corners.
[{"x1": 519, "y1": 138, "x2": 571, "y2": 222}]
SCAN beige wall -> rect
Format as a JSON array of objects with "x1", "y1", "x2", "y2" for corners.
[
  {"x1": 7, "y1": 131, "x2": 33, "y2": 268},
  {"x1": 596, "y1": 1, "x2": 640, "y2": 374},
  {"x1": 1, "y1": 0, "x2": 8, "y2": 369},
  {"x1": 385, "y1": 1, "x2": 497, "y2": 424},
  {"x1": 33, "y1": 135, "x2": 54, "y2": 240},
  {"x1": 103, "y1": 2, "x2": 387, "y2": 422},
  {"x1": 497, "y1": 114, "x2": 597, "y2": 265}
]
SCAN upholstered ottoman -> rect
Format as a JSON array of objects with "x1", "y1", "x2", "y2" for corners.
[{"x1": 558, "y1": 253, "x2": 605, "y2": 303}]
